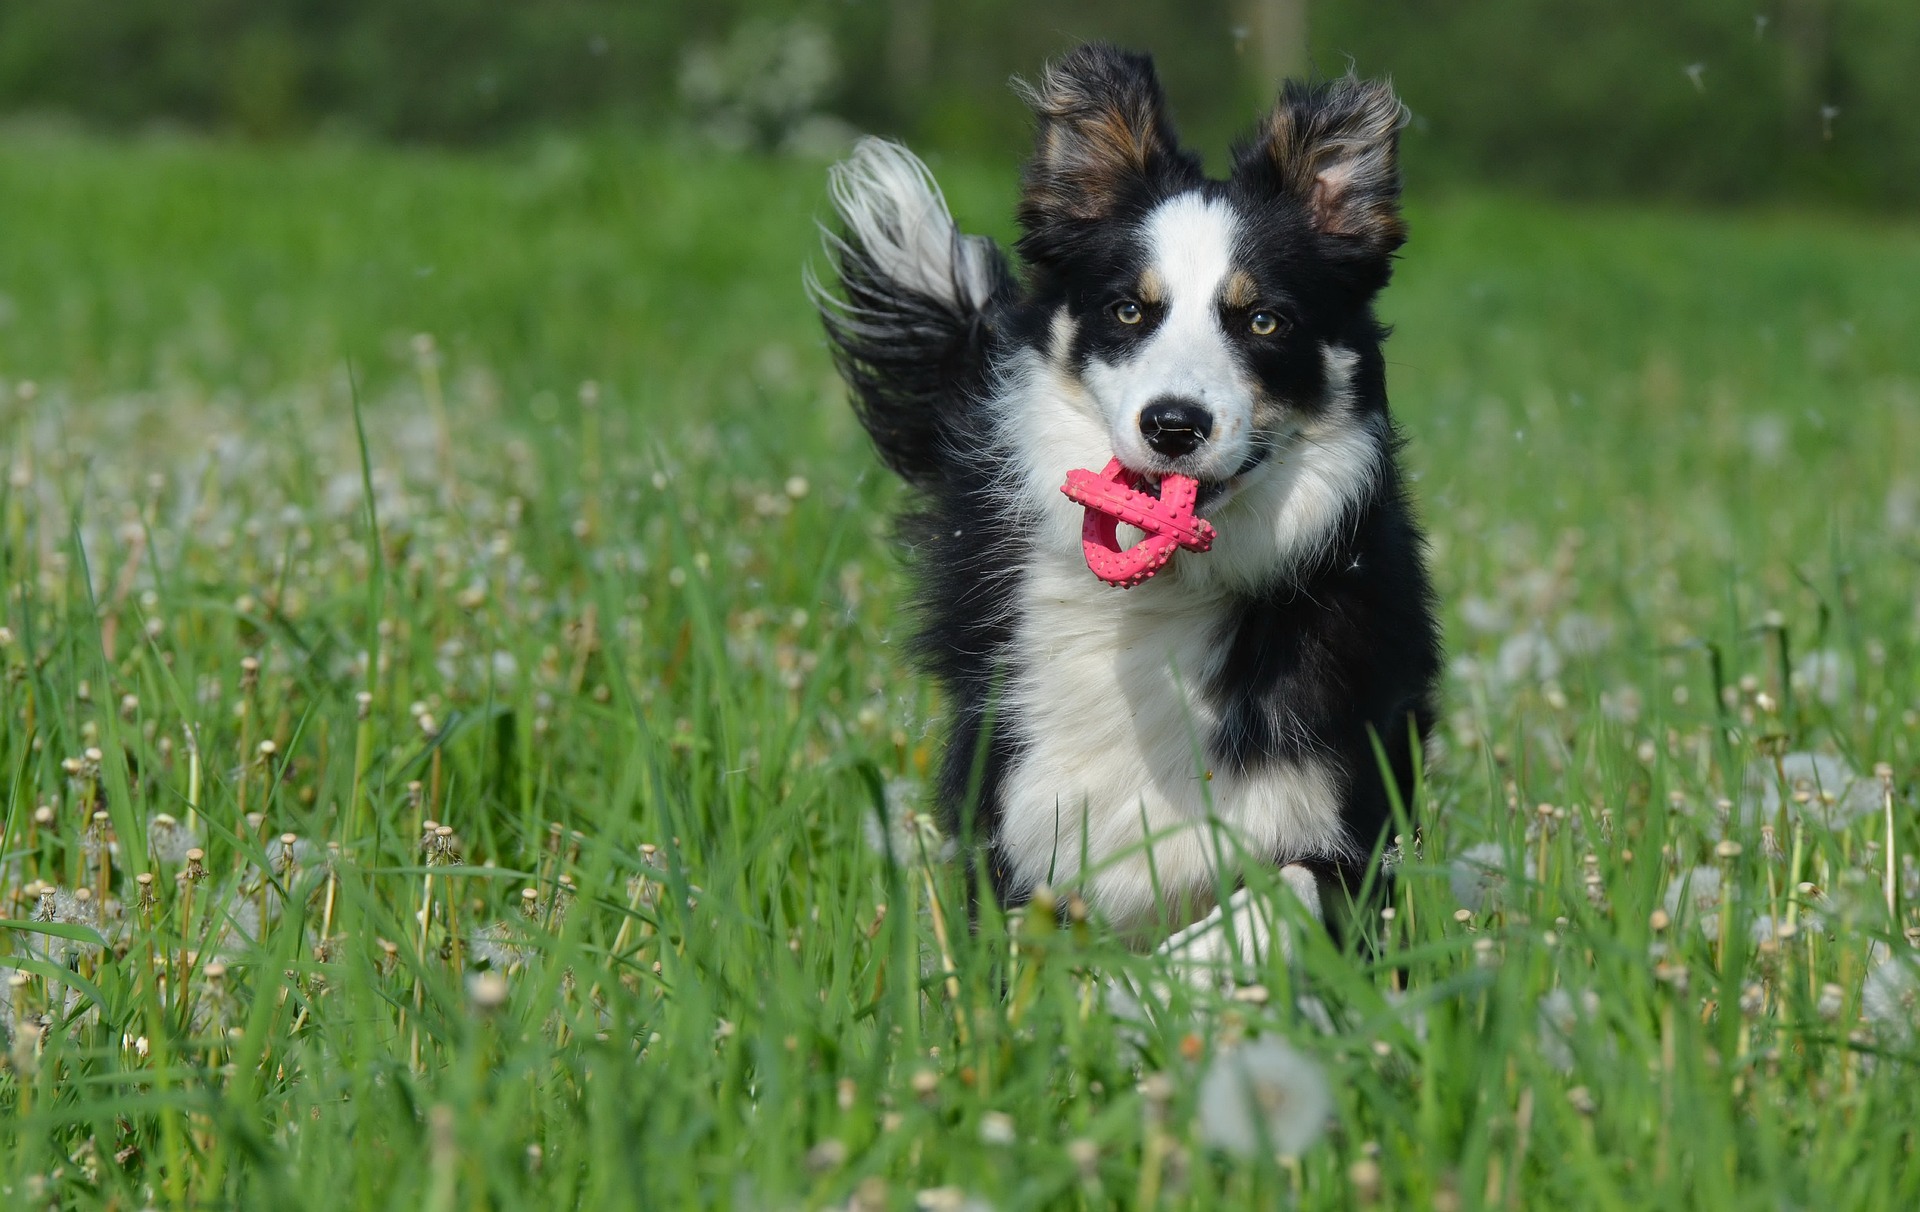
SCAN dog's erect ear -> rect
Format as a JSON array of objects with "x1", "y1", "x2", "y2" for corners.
[
  {"x1": 1237, "y1": 76, "x2": 1408, "y2": 258},
  {"x1": 1015, "y1": 44, "x2": 1195, "y2": 255}
]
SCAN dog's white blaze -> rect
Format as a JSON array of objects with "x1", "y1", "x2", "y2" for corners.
[
  {"x1": 1081, "y1": 192, "x2": 1258, "y2": 482},
  {"x1": 826, "y1": 137, "x2": 994, "y2": 310}
]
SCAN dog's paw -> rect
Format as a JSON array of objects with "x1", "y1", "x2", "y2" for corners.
[
  {"x1": 1108, "y1": 865, "x2": 1325, "y2": 1022},
  {"x1": 1160, "y1": 865, "x2": 1323, "y2": 993}
]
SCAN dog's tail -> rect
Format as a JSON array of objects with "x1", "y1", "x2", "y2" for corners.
[{"x1": 812, "y1": 138, "x2": 1011, "y2": 486}]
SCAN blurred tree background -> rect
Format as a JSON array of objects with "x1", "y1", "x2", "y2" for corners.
[{"x1": 0, "y1": 0, "x2": 1912, "y2": 206}]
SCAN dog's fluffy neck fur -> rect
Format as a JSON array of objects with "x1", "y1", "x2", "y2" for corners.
[{"x1": 816, "y1": 45, "x2": 1440, "y2": 937}]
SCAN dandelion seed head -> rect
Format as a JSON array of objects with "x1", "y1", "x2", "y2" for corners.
[
  {"x1": 1067, "y1": 1137, "x2": 1100, "y2": 1179},
  {"x1": 1740, "y1": 752, "x2": 1879, "y2": 831},
  {"x1": 1449, "y1": 842, "x2": 1530, "y2": 913},
  {"x1": 466, "y1": 970, "x2": 510, "y2": 1012},
  {"x1": 1862, "y1": 954, "x2": 1920, "y2": 1043},
  {"x1": 912, "y1": 1188, "x2": 992, "y2": 1212},
  {"x1": 1495, "y1": 627, "x2": 1561, "y2": 687},
  {"x1": 978, "y1": 1111, "x2": 1016, "y2": 1146},
  {"x1": 1196, "y1": 1037, "x2": 1333, "y2": 1159},
  {"x1": 1663, "y1": 866, "x2": 1723, "y2": 934},
  {"x1": 1817, "y1": 982, "x2": 1845, "y2": 1021},
  {"x1": 1537, "y1": 990, "x2": 1577, "y2": 1069}
]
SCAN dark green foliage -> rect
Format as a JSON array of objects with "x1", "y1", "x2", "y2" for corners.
[{"x1": 1, "y1": 2, "x2": 1916, "y2": 203}]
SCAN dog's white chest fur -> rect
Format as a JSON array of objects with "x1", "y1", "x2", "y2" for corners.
[{"x1": 998, "y1": 546, "x2": 1346, "y2": 932}]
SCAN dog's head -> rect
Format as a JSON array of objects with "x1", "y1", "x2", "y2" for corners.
[{"x1": 1015, "y1": 45, "x2": 1406, "y2": 493}]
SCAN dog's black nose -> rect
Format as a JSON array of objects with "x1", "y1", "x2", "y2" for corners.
[{"x1": 1138, "y1": 398, "x2": 1213, "y2": 458}]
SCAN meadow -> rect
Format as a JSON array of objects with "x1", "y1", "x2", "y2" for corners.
[{"x1": 1, "y1": 127, "x2": 1918, "y2": 1209}]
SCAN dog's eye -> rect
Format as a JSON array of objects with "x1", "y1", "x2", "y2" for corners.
[
  {"x1": 1249, "y1": 311, "x2": 1286, "y2": 337},
  {"x1": 1113, "y1": 300, "x2": 1143, "y2": 326}
]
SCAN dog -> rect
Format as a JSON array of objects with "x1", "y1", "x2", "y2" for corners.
[{"x1": 816, "y1": 44, "x2": 1440, "y2": 966}]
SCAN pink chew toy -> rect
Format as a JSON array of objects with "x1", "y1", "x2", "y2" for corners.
[{"x1": 1060, "y1": 458, "x2": 1216, "y2": 588}]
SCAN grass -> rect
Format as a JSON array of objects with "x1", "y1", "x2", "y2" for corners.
[{"x1": 1, "y1": 128, "x2": 1918, "y2": 1209}]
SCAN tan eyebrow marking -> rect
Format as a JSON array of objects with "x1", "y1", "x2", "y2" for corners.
[
  {"x1": 1223, "y1": 270, "x2": 1259, "y2": 308},
  {"x1": 1135, "y1": 267, "x2": 1167, "y2": 304}
]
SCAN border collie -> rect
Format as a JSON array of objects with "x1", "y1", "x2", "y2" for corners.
[{"x1": 816, "y1": 44, "x2": 1440, "y2": 958}]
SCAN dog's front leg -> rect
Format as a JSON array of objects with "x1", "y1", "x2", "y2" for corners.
[{"x1": 1157, "y1": 864, "x2": 1324, "y2": 995}]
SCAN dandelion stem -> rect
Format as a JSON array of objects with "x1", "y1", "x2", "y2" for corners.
[
  {"x1": 414, "y1": 859, "x2": 434, "y2": 1070},
  {"x1": 320, "y1": 844, "x2": 340, "y2": 941},
  {"x1": 1136, "y1": 1128, "x2": 1168, "y2": 1209},
  {"x1": 1715, "y1": 841, "x2": 1741, "y2": 973},
  {"x1": 236, "y1": 711, "x2": 252, "y2": 829},
  {"x1": 915, "y1": 823, "x2": 967, "y2": 1046},
  {"x1": 1784, "y1": 821, "x2": 1806, "y2": 930},
  {"x1": 1880, "y1": 764, "x2": 1898, "y2": 921},
  {"x1": 1006, "y1": 889, "x2": 1055, "y2": 1029},
  {"x1": 185, "y1": 726, "x2": 202, "y2": 835},
  {"x1": 348, "y1": 692, "x2": 373, "y2": 847}
]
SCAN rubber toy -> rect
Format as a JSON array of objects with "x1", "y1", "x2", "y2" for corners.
[{"x1": 1060, "y1": 458, "x2": 1215, "y2": 588}]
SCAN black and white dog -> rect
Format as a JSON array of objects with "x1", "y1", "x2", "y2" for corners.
[{"x1": 818, "y1": 45, "x2": 1440, "y2": 957}]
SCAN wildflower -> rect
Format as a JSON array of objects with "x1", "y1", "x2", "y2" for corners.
[
  {"x1": 466, "y1": 971, "x2": 510, "y2": 1013},
  {"x1": 1449, "y1": 842, "x2": 1531, "y2": 914},
  {"x1": 1792, "y1": 650, "x2": 1853, "y2": 706},
  {"x1": 1816, "y1": 983, "x2": 1845, "y2": 1022},
  {"x1": 1740, "y1": 752, "x2": 1879, "y2": 830},
  {"x1": 913, "y1": 1189, "x2": 992, "y2": 1212},
  {"x1": 1473, "y1": 936, "x2": 1500, "y2": 968},
  {"x1": 861, "y1": 780, "x2": 952, "y2": 864},
  {"x1": 1495, "y1": 627, "x2": 1561, "y2": 686},
  {"x1": 1861, "y1": 953, "x2": 1920, "y2": 1044},
  {"x1": 1555, "y1": 612, "x2": 1613, "y2": 657},
  {"x1": 1349, "y1": 1157, "x2": 1384, "y2": 1203},
  {"x1": 1600, "y1": 685, "x2": 1643, "y2": 725},
  {"x1": 2, "y1": 972, "x2": 30, "y2": 1040},
  {"x1": 804, "y1": 1138, "x2": 848, "y2": 1174},
  {"x1": 1663, "y1": 866, "x2": 1723, "y2": 935},
  {"x1": 1196, "y1": 1037, "x2": 1333, "y2": 1159},
  {"x1": 1383, "y1": 988, "x2": 1430, "y2": 1046},
  {"x1": 223, "y1": 898, "x2": 268, "y2": 949},
  {"x1": 10, "y1": 1019, "x2": 43, "y2": 1076},
  {"x1": 1749, "y1": 912, "x2": 1823, "y2": 943},
  {"x1": 1536, "y1": 988, "x2": 1601, "y2": 1074},
  {"x1": 1066, "y1": 1138, "x2": 1100, "y2": 1182},
  {"x1": 274, "y1": 832, "x2": 320, "y2": 877},
  {"x1": 1458, "y1": 596, "x2": 1509, "y2": 635},
  {"x1": 28, "y1": 886, "x2": 103, "y2": 962},
  {"x1": 978, "y1": 1111, "x2": 1016, "y2": 1146},
  {"x1": 489, "y1": 650, "x2": 519, "y2": 683},
  {"x1": 471, "y1": 921, "x2": 534, "y2": 971},
  {"x1": 82, "y1": 810, "x2": 117, "y2": 863}
]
